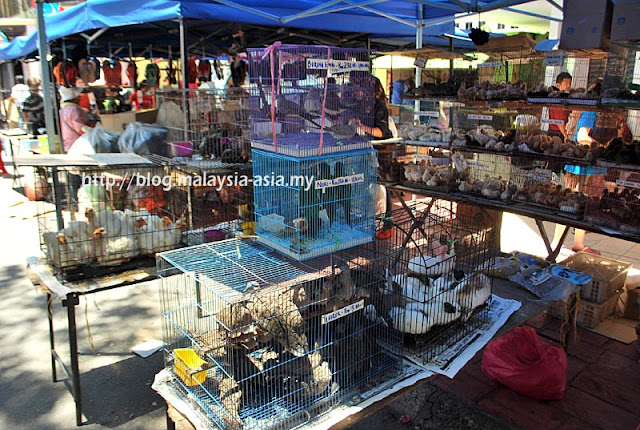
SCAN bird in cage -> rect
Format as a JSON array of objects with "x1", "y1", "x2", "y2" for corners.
[
  {"x1": 54, "y1": 220, "x2": 97, "y2": 264},
  {"x1": 455, "y1": 272, "x2": 492, "y2": 320},
  {"x1": 407, "y1": 239, "x2": 456, "y2": 278}
]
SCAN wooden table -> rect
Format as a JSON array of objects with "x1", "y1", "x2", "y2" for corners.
[{"x1": 26, "y1": 257, "x2": 157, "y2": 426}]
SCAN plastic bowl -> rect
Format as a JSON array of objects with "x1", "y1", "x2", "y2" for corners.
[
  {"x1": 169, "y1": 141, "x2": 194, "y2": 157},
  {"x1": 204, "y1": 229, "x2": 227, "y2": 242}
]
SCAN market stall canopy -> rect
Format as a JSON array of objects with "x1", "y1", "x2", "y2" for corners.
[
  {"x1": 0, "y1": 0, "x2": 533, "y2": 60},
  {"x1": 477, "y1": 33, "x2": 539, "y2": 59}
]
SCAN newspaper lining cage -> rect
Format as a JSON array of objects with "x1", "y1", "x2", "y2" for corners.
[
  {"x1": 158, "y1": 239, "x2": 402, "y2": 430},
  {"x1": 155, "y1": 88, "x2": 250, "y2": 161},
  {"x1": 31, "y1": 154, "x2": 185, "y2": 279},
  {"x1": 248, "y1": 44, "x2": 374, "y2": 157},
  {"x1": 379, "y1": 200, "x2": 498, "y2": 365},
  {"x1": 252, "y1": 148, "x2": 377, "y2": 260}
]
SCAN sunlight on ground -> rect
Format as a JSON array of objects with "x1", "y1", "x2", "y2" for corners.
[{"x1": 500, "y1": 212, "x2": 550, "y2": 259}]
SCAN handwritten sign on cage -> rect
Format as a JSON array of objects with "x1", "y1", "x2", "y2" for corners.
[
  {"x1": 415, "y1": 110, "x2": 440, "y2": 117},
  {"x1": 616, "y1": 179, "x2": 640, "y2": 189},
  {"x1": 315, "y1": 173, "x2": 365, "y2": 190},
  {"x1": 541, "y1": 119, "x2": 566, "y2": 126},
  {"x1": 306, "y1": 59, "x2": 370, "y2": 73},
  {"x1": 468, "y1": 114, "x2": 493, "y2": 121},
  {"x1": 322, "y1": 300, "x2": 364, "y2": 324},
  {"x1": 414, "y1": 57, "x2": 427, "y2": 68},
  {"x1": 543, "y1": 51, "x2": 565, "y2": 66},
  {"x1": 478, "y1": 61, "x2": 504, "y2": 68}
]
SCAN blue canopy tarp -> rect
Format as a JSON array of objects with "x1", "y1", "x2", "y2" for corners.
[{"x1": 0, "y1": 0, "x2": 531, "y2": 60}]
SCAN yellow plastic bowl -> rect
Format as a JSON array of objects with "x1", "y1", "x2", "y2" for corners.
[
  {"x1": 173, "y1": 348, "x2": 207, "y2": 386},
  {"x1": 242, "y1": 221, "x2": 256, "y2": 235}
]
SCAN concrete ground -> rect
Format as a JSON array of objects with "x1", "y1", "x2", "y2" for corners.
[{"x1": 0, "y1": 159, "x2": 638, "y2": 430}]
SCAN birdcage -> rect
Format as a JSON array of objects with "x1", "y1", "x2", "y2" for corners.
[
  {"x1": 155, "y1": 88, "x2": 250, "y2": 160},
  {"x1": 378, "y1": 199, "x2": 498, "y2": 365},
  {"x1": 527, "y1": 50, "x2": 608, "y2": 106},
  {"x1": 248, "y1": 44, "x2": 373, "y2": 157},
  {"x1": 30, "y1": 154, "x2": 185, "y2": 280},
  {"x1": 157, "y1": 239, "x2": 403, "y2": 430},
  {"x1": 453, "y1": 151, "x2": 513, "y2": 200},
  {"x1": 252, "y1": 148, "x2": 377, "y2": 261},
  {"x1": 602, "y1": 41, "x2": 640, "y2": 106},
  {"x1": 450, "y1": 106, "x2": 523, "y2": 151},
  {"x1": 584, "y1": 167, "x2": 640, "y2": 233}
]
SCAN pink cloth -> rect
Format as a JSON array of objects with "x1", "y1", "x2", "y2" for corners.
[{"x1": 59, "y1": 102, "x2": 90, "y2": 152}]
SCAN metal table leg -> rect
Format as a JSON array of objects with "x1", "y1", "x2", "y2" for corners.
[
  {"x1": 47, "y1": 293, "x2": 57, "y2": 383},
  {"x1": 63, "y1": 293, "x2": 83, "y2": 426}
]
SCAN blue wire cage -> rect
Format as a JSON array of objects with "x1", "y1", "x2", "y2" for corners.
[
  {"x1": 157, "y1": 239, "x2": 403, "y2": 430},
  {"x1": 252, "y1": 148, "x2": 377, "y2": 260},
  {"x1": 248, "y1": 44, "x2": 374, "y2": 157}
]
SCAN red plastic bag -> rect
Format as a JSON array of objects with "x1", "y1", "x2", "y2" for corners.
[{"x1": 482, "y1": 326, "x2": 567, "y2": 400}]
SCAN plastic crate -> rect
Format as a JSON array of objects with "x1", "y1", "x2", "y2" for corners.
[
  {"x1": 550, "y1": 291, "x2": 621, "y2": 329},
  {"x1": 560, "y1": 252, "x2": 631, "y2": 303}
]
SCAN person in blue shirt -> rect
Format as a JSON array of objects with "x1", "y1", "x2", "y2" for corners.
[{"x1": 391, "y1": 78, "x2": 415, "y2": 105}]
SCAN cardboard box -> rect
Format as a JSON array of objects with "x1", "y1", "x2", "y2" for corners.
[
  {"x1": 611, "y1": 0, "x2": 640, "y2": 41},
  {"x1": 559, "y1": 0, "x2": 613, "y2": 50},
  {"x1": 620, "y1": 285, "x2": 640, "y2": 320},
  {"x1": 100, "y1": 108, "x2": 158, "y2": 132}
]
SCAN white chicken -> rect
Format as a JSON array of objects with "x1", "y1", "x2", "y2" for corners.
[
  {"x1": 408, "y1": 253, "x2": 456, "y2": 277},
  {"x1": 385, "y1": 274, "x2": 433, "y2": 303},
  {"x1": 163, "y1": 216, "x2": 187, "y2": 249},
  {"x1": 136, "y1": 215, "x2": 169, "y2": 254},
  {"x1": 55, "y1": 220, "x2": 96, "y2": 264},
  {"x1": 88, "y1": 209, "x2": 140, "y2": 264}
]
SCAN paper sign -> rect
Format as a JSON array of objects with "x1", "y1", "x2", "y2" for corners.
[
  {"x1": 306, "y1": 59, "x2": 369, "y2": 73},
  {"x1": 616, "y1": 179, "x2": 640, "y2": 189},
  {"x1": 322, "y1": 300, "x2": 364, "y2": 324},
  {"x1": 414, "y1": 57, "x2": 427, "y2": 68},
  {"x1": 467, "y1": 161, "x2": 489, "y2": 168},
  {"x1": 315, "y1": 174, "x2": 364, "y2": 190},
  {"x1": 543, "y1": 51, "x2": 565, "y2": 66},
  {"x1": 478, "y1": 61, "x2": 504, "y2": 68},
  {"x1": 468, "y1": 114, "x2": 493, "y2": 121},
  {"x1": 542, "y1": 119, "x2": 565, "y2": 125},
  {"x1": 415, "y1": 110, "x2": 440, "y2": 117}
]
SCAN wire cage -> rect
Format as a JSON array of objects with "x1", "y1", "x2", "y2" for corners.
[
  {"x1": 450, "y1": 106, "x2": 525, "y2": 152},
  {"x1": 33, "y1": 156, "x2": 185, "y2": 279},
  {"x1": 602, "y1": 41, "x2": 640, "y2": 106},
  {"x1": 528, "y1": 50, "x2": 608, "y2": 105},
  {"x1": 584, "y1": 167, "x2": 640, "y2": 233},
  {"x1": 252, "y1": 148, "x2": 377, "y2": 261},
  {"x1": 400, "y1": 148, "x2": 453, "y2": 192},
  {"x1": 248, "y1": 44, "x2": 374, "y2": 157},
  {"x1": 378, "y1": 199, "x2": 498, "y2": 365},
  {"x1": 155, "y1": 88, "x2": 250, "y2": 161},
  {"x1": 453, "y1": 151, "x2": 513, "y2": 200},
  {"x1": 157, "y1": 239, "x2": 403, "y2": 430},
  {"x1": 163, "y1": 161, "x2": 255, "y2": 246}
]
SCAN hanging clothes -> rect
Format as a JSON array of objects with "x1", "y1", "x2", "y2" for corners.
[
  {"x1": 230, "y1": 59, "x2": 247, "y2": 87},
  {"x1": 53, "y1": 60, "x2": 79, "y2": 87},
  {"x1": 197, "y1": 59, "x2": 211, "y2": 81},
  {"x1": 145, "y1": 63, "x2": 160, "y2": 88},
  {"x1": 167, "y1": 60, "x2": 177, "y2": 85},
  {"x1": 90, "y1": 58, "x2": 101, "y2": 82},
  {"x1": 188, "y1": 57, "x2": 198, "y2": 84},
  {"x1": 77, "y1": 58, "x2": 95, "y2": 84},
  {"x1": 127, "y1": 62, "x2": 137, "y2": 88},
  {"x1": 103, "y1": 59, "x2": 122, "y2": 86},
  {"x1": 213, "y1": 58, "x2": 223, "y2": 81}
]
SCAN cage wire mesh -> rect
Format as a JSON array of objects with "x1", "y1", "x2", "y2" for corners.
[
  {"x1": 248, "y1": 44, "x2": 374, "y2": 157},
  {"x1": 377, "y1": 199, "x2": 498, "y2": 365},
  {"x1": 585, "y1": 167, "x2": 640, "y2": 233},
  {"x1": 155, "y1": 88, "x2": 250, "y2": 161},
  {"x1": 476, "y1": 52, "x2": 545, "y2": 92},
  {"x1": 157, "y1": 239, "x2": 403, "y2": 430},
  {"x1": 603, "y1": 41, "x2": 640, "y2": 105},
  {"x1": 252, "y1": 148, "x2": 377, "y2": 261},
  {"x1": 453, "y1": 151, "x2": 513, "y2": 200},
  {"x1": 35, "y1": 163, "x2": 185, "y2": 279}
]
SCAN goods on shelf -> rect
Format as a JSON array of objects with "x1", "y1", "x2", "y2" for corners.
[
  {"x1": 248, "y1": 44, "x2": 373, "y2": 157},
  {"x1": 157, "y1": 240, "x2": 402, "y2": 430},
  {"x1": 450, "y1": 126, "x2": 516, "y2": 152},
  {"x1": 402, "y1": 156, "x2": 454, "y2": 190},
  {"x1": 458, "y1": 80, "x2": 528, "y2": 102},
  {"x1": 453, "y1": 152, "x2": 511, "y2": 200},
  {"x1": 602, "y1": 41, "x2": 640, "y2": 104},
  {"x1": 397, "y1": 123, "x2": 451, "y2": 145},
  {"x1": 252, "y1": 148, "x2": 377, "y2": 260}
]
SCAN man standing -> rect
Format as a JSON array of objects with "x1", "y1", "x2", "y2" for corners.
[
  {"x1": 391, "y1": 78, "x2": 415, "y2": 105},
  {"x1": 548, "y1": 72, "x2": 572, "y2": 140},
  {"x1": 21, "y1": 78, "x2": 45, "y2": 134}
]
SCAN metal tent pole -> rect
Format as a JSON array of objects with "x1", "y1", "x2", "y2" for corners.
[
  {"x1": 179, "y1": 17, "x2": 190, "y2": 141},
  {"x1": 36, "y1": 0, "x2": 58, "y2": 153}
]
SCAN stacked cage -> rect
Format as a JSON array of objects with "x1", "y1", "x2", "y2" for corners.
[
  {"x1": 528, "y1": 50, "x2": 607, "y2": 105},
  {"x1": 453, "y1": 151, "x2": 513, "y2": 200},
  {"x1": 252, "y1": 148, "x2": 377, "y2": 260},
  {"x1": 162, "y1": 160, "x2": 255, "y2": 246},
  {"x1": 158, "y1": 239, "x2": 403, "y2": 430},
  {"x1": 156, "y1": 88, "x2": 250, "y2": 161},
  {"x1": 379, "y1": 200, "x2": 498, "y2": 365},
  {"x1": 248, "y1": 44, "x2": 373, "y2": 157},
  {"x1": 584, "y1": 167, "x2": 640, "y2": 233},
  {"x1": 34, "y1": 158, "x2": 185, "y2": 279},
  {"x1": 602, "y1": 41, "x2": 640, "y2": 106}
]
